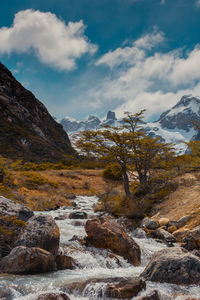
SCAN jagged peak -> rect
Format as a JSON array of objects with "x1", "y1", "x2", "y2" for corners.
[
  {"x1": 174, "y1": 95, "x2": 200, "y2": 108},
  {"x1": 106, "y1": 111, "x2": 116, "y2": 120}
]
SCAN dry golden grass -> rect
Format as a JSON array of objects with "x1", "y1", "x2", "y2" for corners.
[
  {"x1": 152, "y1": 172, "x2": 200, "y2": 230},
  {"x1": 2, "y1": 168, "x2": 122, "y2": 210}
]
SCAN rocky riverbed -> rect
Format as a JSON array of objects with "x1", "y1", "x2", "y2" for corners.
[{"x1": 0, "y1": 195, "x2": 200, "y2": 299}]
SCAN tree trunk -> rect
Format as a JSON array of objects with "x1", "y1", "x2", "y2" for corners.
[{"x1": 121, "y1": 164, "x2": 131, "y2": 197}]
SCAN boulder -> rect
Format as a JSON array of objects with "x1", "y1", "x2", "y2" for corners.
[
  {"x1": 144, "y1": 220, "x2": 159, "y2": 230},
  {"x1": 141, "y1": 247, "x2": 200, "y2": 285},
  {"x1": 16, "y1": 214, "x2": 60, "y2": 255},
  {"x1": 54, "y1": 214, "x2": 68, "y2": 221},
  {"x1": 55, "y1": 253, "x2": 76, "y2": 270},
  {"x1": 0, "y1": 196, "x2": 33, "y2": 221},
  {"x1": 151, "y1": 228, "x2": 176, "y2": 243},
  {"x1": 105, "y1": 278, "x2": 146, "y2": 299},
  {"x1": 0, "y1": 283, "x2": 13, "y2": 300},
  {"x1": 137, "y1": 290, "x2": 160, "y2": 300},
  {"x1": 0, "y1": 246, "x2": 57, "y2": 274},
  {"x1": 158, "y1": 218, "x2": 169, "y2": 227},
  {"x1": 168, "y1": 215, "x2": 191, "y2": 229},
  {"x1": 184, "y1": 225, "x2": 200, "y2": 250},
  {"x1": 167, "y1": 225, "x2": 177, "y2": 233},
  {"x1": 37, "y1": 293, "x2": 70, "y2": 300},
  {"x1": 68, "y1": 211, "x2": 87, "y2": 219},
  {"x1": 133, "y1": 228, "x2": 147, "y2": 239},
  {"x1": 172, "y1": 227, "x2": 189, "y2": 242},
  {"x1": 85, "y1": 217, "x2": 141, "y2": 266}
]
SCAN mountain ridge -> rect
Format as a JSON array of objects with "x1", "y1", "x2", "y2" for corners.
[
  {"x1": 60, "y1": 95, "x2": 200, "y2": 154},
  {"x1": 0, "y1": 62, "x2": 74, "y2": 161}
]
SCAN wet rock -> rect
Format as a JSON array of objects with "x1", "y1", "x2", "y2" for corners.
[
  {"x1": 0, "y1": 246, "x2": 57, "y2": 274},
  {"x1": 55, "y1": 253, "x2": 76, "y2": 270},
  {"x1": 183, "y1": 225, "x2": 200, "y2": 250},
  {"x1": 141, "y1": 247, "x2": 200, "y2": 285},
  {"x1": 105, "y1": 278, "x2": 146, "y2": 299},
  {"x1": 85, "y1": 216, "x2": 141, "y2": 266},
  {"x1": 132, "y1": 228, "x2": 147, "y2": 239},
  {"x1": 191, "y1": 249, "x2": 200, "y2": 258},
  {"x1": 0, "y1": 283, "x2": 13, "y2": 300},
  {"x1": 168, "y1": 215, "x2": 191, "y2": 229},
  {"x1": 68, "y1": 211, "x2": 87, "y2": 219},
  {"x1": 151, "y1": 228, "x2": 176, "y2": 243},
  {"x1": 54, "y1": 214, "x2": 68, "y2": 220},
  {"x1": 158, "y1": 218, "x2": 169, "y2": 227},
  {"x1": 0, "y1": 196, "x2": 33, "y2": 221},
  {"x1": 16, "y1": 214, "x2": 60, "y2": 255},
  {"x1": 137, "y1": 290, "x2": 160, "y2": 300},
  {"x1": 145, "y1": 220, "x2": 159, "y2": 230},
  {"x1": 37, "y1": 292, "x2": 70, "y2": 300}
]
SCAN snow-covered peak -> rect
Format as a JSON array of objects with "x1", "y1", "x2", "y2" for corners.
[
  {"x1": 157, "y1": 95, "x2": 200, "y2": 132},
  {"x1": 59, "y1": 95, "x2": 200, "y2": 154}
]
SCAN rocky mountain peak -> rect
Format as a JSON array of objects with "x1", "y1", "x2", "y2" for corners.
[
  {"x1": 174, "y1": 95, "x2": 200, "y2": 108},
  {"x1": 106, "y1": 111, "x2": 116, "y2": 120},
  {"x1": 157, "y1": 95, "x2": 200, "y2": 132}
]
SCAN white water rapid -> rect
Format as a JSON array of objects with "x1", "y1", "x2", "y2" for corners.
[{"x1": 0, "y1": 195, "x2": 200, "y2": 299}]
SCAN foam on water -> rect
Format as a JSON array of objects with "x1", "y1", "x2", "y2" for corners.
[{"x1": 1, "y1": 195, "x2": 200, "y2": 299}]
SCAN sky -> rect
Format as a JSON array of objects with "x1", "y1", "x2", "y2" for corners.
[{"x1": 1, "y1": 0, "x2": 200, "y2": 121}]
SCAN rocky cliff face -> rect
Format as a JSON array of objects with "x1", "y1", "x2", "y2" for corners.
[{"x1": 0, "y1": 62, "x2": 73, "y2": 161}]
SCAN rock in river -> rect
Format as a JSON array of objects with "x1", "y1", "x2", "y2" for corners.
[
  {"x1": 16, "y1": 214, "x2": 60, "y2": 255},
  {"x1": 85, "y1": 216, "x2": 141, "y2": 266},
  {"x1": 141, "y1": 247, "x2": 200, "y2": 285},
  {"x1": 0, "y1": 246, "x2": 57, "y2": 274},
  {"x1": 0, "y1": 196, "x2": 33, "y2": 221},
  {"x1": 105, "y1": 278, "x2": 146, "y2": 299},
  {"x1": 37, "y1": 293, "x2": 70, "y2": 300}
]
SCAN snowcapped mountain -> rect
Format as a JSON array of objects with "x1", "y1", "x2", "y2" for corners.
[{"x1": 59, "y1": 95, "x2": 200, "y2": 154}]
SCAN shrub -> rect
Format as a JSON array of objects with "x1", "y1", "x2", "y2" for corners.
[
  {"x1": 23, "y1": 172, "x2": 58, "y2": 189},
  {"x1": 102, "y1": 163, "x2": 122, "y2": 181}
]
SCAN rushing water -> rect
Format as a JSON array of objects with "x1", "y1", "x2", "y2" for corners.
[{"x1": 0, "y1": 195, "x2": 200, "y2": 299}]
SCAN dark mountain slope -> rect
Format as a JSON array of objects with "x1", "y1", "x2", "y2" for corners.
[{"x1": 0, "y1": 62, "x2": 74, "y2": 161}]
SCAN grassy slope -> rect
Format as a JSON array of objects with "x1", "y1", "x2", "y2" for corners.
[{"x1": 151, "y1": 172, "x2": 200, "y2": 230}]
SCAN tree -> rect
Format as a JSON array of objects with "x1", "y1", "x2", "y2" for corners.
[
  {"x1": 76, "y1": 126, "x2": 133, "y2": 197},
  {"x1": 123, "y1": 111, "x2": 175, "y2": 188},
  {"x1": 76, "y1": 110, "x2": 174, "y2": 197}
]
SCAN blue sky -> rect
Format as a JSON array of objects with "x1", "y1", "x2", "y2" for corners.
[{"x1": 1, "y1": 0, "x2": 200, "y2": 120}]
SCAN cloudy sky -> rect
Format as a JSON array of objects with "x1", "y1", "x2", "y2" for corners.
[{"x1": 1, "y1": 0, "x2": 200, "y2": 120}]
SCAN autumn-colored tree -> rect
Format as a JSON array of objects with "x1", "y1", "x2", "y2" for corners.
[{"x1": 76, "y1": 110, "x2": 174, "y2": 197}]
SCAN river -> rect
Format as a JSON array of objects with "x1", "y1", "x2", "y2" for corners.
[{"x1": 0, "y1": 195, "x2": 200, "y2": 299}]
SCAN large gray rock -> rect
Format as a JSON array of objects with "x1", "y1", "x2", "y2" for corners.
[
  {"x1": 16, "y1": 214, "x2": 60, "y2": 255},
  {"x1": 0, "y1": 246, "x2": 57, "y2": 274},
  {"x1": 0, "y1": 196, "x2": 33, "y2": 221},
  {"x1": 141, "y1": 247, "x2": 200, "y2": 285}
]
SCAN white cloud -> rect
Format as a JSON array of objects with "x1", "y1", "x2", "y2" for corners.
[
  {"x1": 0, "y1": 9, "x2": 97, "y2": 71},
  {"x1": 96, "y1": 29, "x2": 165, "y2": 68},
  {"x1": 83, "y1": 30, "x2": 200, "y2": 120}
]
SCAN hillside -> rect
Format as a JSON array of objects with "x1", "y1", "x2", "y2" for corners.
[{"x1": 0, "y1": 62, "x2": 74, "y2": 161}]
